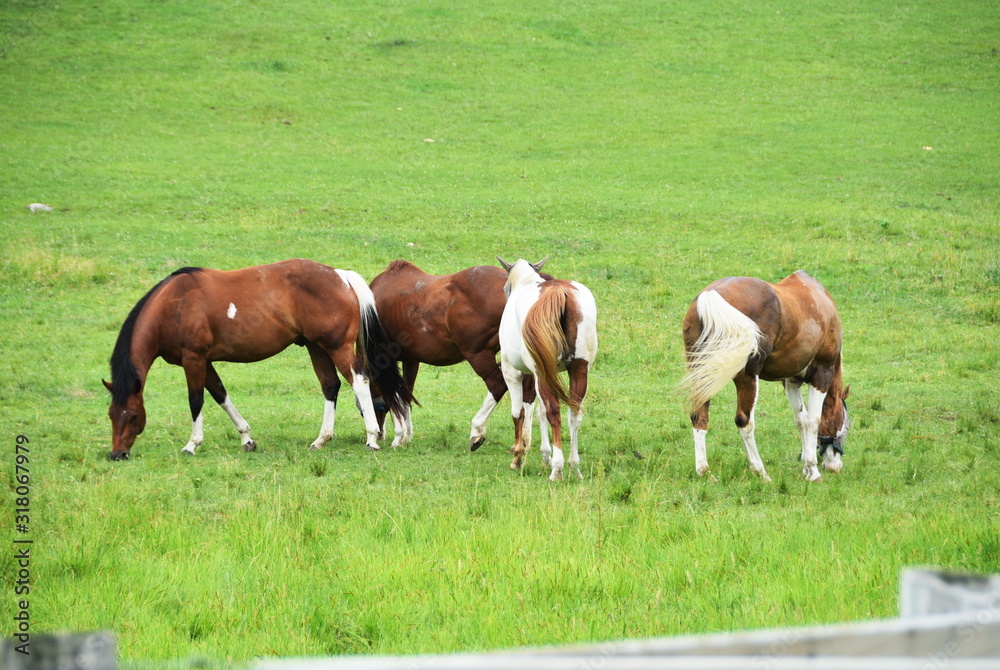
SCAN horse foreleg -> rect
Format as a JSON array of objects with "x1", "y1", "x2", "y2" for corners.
[
  {"x1": 735, "y1": 374, "x2": 771, "y2": 482},
  {"x1": 501, "y1": 357, "x2": 527, "y2": 470},
  {"x1": 389, "y1": 403, "x2": 412, "y2": 448},
  {"x1": 784, "y1": 380, "x2": 824, "y2": 481},
  {"x1": 205, "y1": 363, "x2": 256, "y2": 452},
  {"x1": 802, "y1": 385, "x2": 827, "y2": 481},
  {"x1": 181, "y1": 355, "x2": 207, "y2": 455}
]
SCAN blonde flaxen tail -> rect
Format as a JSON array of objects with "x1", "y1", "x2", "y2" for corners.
[
  {"x1": 683, "y1": 290, "x2": 763, "y2": 411},
  {"x1": 522, "y1": 287, "x2": 571, "y2": 405}
]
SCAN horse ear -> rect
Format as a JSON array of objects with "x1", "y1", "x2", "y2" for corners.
[
  {"x1": 103, "y1": 379, "x2": 113, "y2": 393},
  {"x1": 842, "y1": 384, "x2": 850, "y2": 399},
  {"x1": 496, "y1": 256, "x2": 513, "y2": 272},
  {"x1": 531, "y1": 255, "x2": 550, "y2": 272}
]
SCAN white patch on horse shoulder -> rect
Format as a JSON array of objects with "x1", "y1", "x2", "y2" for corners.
[{"x1": 227, "y1": 303, "x2": 237, "y2": 319}]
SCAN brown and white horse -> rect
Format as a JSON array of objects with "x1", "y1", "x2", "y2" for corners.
[
  {"x1": 681, "y1": 270, "x2": 850, "y2": 482},
  {"x1": 498, "y1": 257, "x2": 598, "y2": 481},
  {"x1": 103, "y1": 259, "x2": 411, "y2": 460},
  {"x1": 367, "y1": 260, "x2": 538, "y2": 449}
]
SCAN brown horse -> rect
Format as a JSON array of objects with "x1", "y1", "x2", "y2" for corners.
[
  {"x1": 104, "y1": 259, "x2": 411, "y2": 460},
  {"x1": 367, "y1": 259, "x2": 538, "y2": 450},
  {"x1": 498, "y1": 257, "x2": 598, "y2": 481},
  {"x1": 681, "y1": 270, "x2": 850, "y2": 482}
]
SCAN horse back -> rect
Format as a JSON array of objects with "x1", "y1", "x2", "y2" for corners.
[
  {"x1": 146, "y1": 260, "x2": 357, "y2": 363},
  {"x1": 371, "y1": 262, "x2": 508, "y2": 364},
  {"x1": 686, "y1": 272, "x2": 841, "y2": 381}
]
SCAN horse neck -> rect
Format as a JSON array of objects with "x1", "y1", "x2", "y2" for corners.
[
  {"x1": 127, "y1": 291, "x2": 168, "y2": 385},
  {"x1": 828, "y1": 359, "x2": 844, "y2": 399}
]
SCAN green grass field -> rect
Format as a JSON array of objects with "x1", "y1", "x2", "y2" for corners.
[{"x1": 2, "y1": 0, "x2": 998, "y2": 665}]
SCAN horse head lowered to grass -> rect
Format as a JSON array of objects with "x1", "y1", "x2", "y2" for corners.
[
  {"x1": 104, "y1": 259, "x2": 411, "y2": 460},
  {"x1": 681, "y1": 270, "x2": 850, "y2": 482}
]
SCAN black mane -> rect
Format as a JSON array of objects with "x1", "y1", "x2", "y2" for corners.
[{"x1": 108, "y1": 267, "x2": 202, "y2": 405}]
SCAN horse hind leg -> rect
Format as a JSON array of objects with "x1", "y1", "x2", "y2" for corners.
[
  {"x1": 466, "y1": 354, "x2": 507, "y2": 450},
  {"x1": 470, "y1": 391, "x2": 498, "y2": 450},
  {"x1": 690, "y1": 400, "x2": 716, "y2": 481},
  {"x1": 390, "y1": 360, "x2": 418, "y2": 448},
  {"x1": 206, "y1": 363, "x2": 256, "y2": 452},
  {"x1": 735, "y1": 374, "x2": 771, "y2": 482},
  {"x1": 306, "y1": 343, "x2": 343, "y2": 451},
  {"x1": 566, "y1": 360, "x2": 589, "y2": 480},
  {"x1": 326, "y1": 343, "x2": 381, "y2": 450},
  {"x1": 501, "y1": 356, "x2": 528, "y2": 471},
  {"x1": 537, "y1": 386, "x2": 565, "y2": 482}
]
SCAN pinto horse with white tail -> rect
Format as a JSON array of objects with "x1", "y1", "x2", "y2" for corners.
[
  {"x1": 681, "y1": 270, "x2": 850, "y2": 482},
  {"x1": 497, "y1": 257, "x2": 598, "y2": 481},
  {"x1": 104, "y1": 259, "x2": 411, "y2": 460}
]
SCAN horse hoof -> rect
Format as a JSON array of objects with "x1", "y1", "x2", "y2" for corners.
[
  {"x1": 470, "y1": 437, "x2": 485, "y2": 452},
  {"x1": 243, "y1": 440, "x2": 258, "y2": 453},
  {"x1": 367, "y1": 444, "x2": 381, "y2": 452},
  {"x1": 181, "y1": 447, "x2": 195, "y2": 456}
]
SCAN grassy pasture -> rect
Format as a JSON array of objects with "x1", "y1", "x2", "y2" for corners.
[{"x1": 1, "y1": 0, "x2": 999, "y2": 665}]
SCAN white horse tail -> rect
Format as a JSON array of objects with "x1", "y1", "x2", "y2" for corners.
[
  {"x1": 336, "y1": 269, "x2": 378, "y2": 358},
  {"x1": 336, "y1": 269, "x2": 413, "y2": 415},
  {"x1": 683, "y1": 289, "x2": 762, "y2": 411}
]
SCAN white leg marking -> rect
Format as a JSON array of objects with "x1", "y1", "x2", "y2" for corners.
[
  {"x1": 351, "y1": 373, "x2": 381, "y2": 450},
  {"x1": 801, "y1": 385, "x2": 827, "y2": 481},
  {"x1": 403, "y1": 403, "x2": 413, "y2": 444},
  {"x1": 390, "y1": 409, "x2": 404, "y2": 447},
  {"x1": 738, "y1": 380, "x2": 771, "y2": 482},
  {"x1": 181, "y1": 412, "x2": 204, "y2": 455},
  {"x1": 309, "y1": 399, "x2": 337, "y2": 450},
  {"x1": 693, "y1": 428, "x2": 710, "y2": 477},
  {"x1": 390, "y1": 403, "x2": 413, "y2": 448},
  {"x1": 219, "y1": 395, "x2": 255, "y2": 450},
  {"x1": 470, "y1": 392, "x2": 498, "y2": 447},
  {"x1": 549, "y1": 443, "x2": 565, "y2": 482}
]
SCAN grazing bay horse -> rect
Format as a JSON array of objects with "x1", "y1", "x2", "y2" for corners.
[
  {"x1": 498, "y1": 257, "x2": 598, "y2": 481},
  {"x1": 104, "y1": 259, "x2": 411, "y2": 460},
  {"x1": 681, "y1": 270, "x2": 850, "y2": 482},
  {"x1": 367, "y1": 260, "x2": 538, "y2": 450}
]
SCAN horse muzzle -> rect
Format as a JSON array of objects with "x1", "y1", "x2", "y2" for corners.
[{"x1": 109, "y1": 450, "x2": 131, "y2": 461}]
